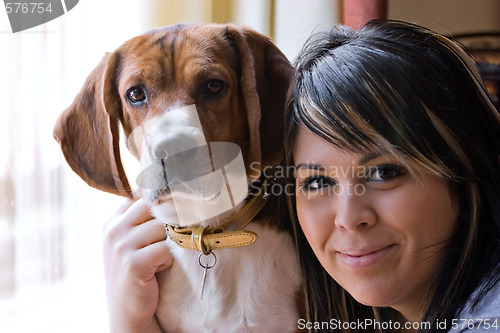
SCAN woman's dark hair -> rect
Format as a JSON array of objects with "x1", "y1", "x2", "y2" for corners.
[{"x1": 285, "y1": 20, "x2": 500, "y2": 332}]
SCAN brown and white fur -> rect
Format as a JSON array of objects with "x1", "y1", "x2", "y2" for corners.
[{"x1": 53, "y1": 24, "x2": 302, "y2": 332}]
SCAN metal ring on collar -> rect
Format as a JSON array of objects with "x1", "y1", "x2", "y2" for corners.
[{"x1": 198, "y1": 250, "x2": 217, "y2": 269}]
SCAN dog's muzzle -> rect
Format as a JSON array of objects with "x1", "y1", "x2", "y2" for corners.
[{"x1": 128, "y1": 104, "x2": 249, "y2": 225}]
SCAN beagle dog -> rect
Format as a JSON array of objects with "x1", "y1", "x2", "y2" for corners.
[{"x1": 54, "y1": 23, "x2": 302, "y2": 332}]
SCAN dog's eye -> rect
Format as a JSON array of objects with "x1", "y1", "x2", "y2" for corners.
[
  {"x1": 126, "y1": 87, "x2": 147, "y2": 105},
  {"x1": 203, "y1": 80, "x2": 226, "y2": 97}
]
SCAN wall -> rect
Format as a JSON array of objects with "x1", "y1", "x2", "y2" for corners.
[{"x1": 389, "y1": 0, "x2": 500, "y2": 35}]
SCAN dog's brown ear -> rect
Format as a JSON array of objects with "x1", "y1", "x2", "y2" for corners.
[
  {"x1": 53, "y1": 53, "x2": 131, "y2": 197},
  {"x1": 227, "y1": 25, "x2": 294, "y2": 180}
]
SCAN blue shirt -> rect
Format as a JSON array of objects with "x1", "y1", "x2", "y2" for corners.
[{"x1": 447, "y1": 279, "x2": 500, "y2": 332}]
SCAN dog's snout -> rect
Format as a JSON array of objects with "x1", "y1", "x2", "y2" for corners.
[
  {"x1": 152, "y1": 141, "x2": 167, "y2": 160},
  {"x1": 151, "y1": 133, "x2": 203, "y2": 160}
]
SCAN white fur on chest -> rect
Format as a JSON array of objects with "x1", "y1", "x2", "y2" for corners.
[{"x1": 155, "y1": 223, "x2": 301, "y2": 333}]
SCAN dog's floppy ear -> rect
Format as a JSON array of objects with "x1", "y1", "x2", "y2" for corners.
[
  {"x1": 53, "y1": 53, "x2": 131, "y2": 197},
  {"x1": 226, "y1": 25, "x2": 294, "y2": 180}
]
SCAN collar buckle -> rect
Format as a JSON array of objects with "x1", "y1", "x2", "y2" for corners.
[{"x1": 164, "y1": 173, "x2": 274, "y2": 254}]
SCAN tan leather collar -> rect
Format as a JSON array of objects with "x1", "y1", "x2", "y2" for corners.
[{"x1": 165, "y1": 177, "x2": 272, "y2": 255}]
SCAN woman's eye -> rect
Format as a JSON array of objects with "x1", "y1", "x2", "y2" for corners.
[
  {"x1": 126, "y1": 86, "x2": 147, "y2": 105},
  {"x1": 299, "y1": 176, "x2": 336, "y2": 193},
  {"x1": 366, "y1": 164, "x2": 403, "y2": 182}
]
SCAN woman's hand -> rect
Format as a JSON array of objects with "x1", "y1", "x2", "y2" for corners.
[{"x1": 103, "y1": 197, "x2": 173, "y2": 333}]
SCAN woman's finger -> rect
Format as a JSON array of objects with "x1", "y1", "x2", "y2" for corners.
[
  {"x1": 114, "y1": 195, "x2": 140, "y2": 215},
  {"x1": 103, "y1": 198, "x2": 154, "y2": 243},
  {"x1": 128, "y1": 218, "x2": 168, "y2": 249},
  {"x1": 132, "y1": 240, "x2": 174, "y2": 281}
]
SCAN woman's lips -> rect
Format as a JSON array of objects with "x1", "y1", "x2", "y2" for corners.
[{"x1": 338, "y1": 244, "x2": 395, "y2": 268}]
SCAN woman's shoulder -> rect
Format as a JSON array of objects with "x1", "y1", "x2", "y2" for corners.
[{"x1": 448, "y1": 277, "x2": 500, "y2": 332}]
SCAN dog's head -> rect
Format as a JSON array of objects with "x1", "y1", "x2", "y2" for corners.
[{"x1": 54, "y1": 23, "x2": 292, "y2": 224}]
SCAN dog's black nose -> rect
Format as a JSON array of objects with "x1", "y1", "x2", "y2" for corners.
[{"x1": 152, "y1": 134, "x2": 202, "y2": 161}]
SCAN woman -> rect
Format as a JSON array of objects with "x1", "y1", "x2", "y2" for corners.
[{"x1": 286, "y1": 20, "x2": 500, "y2": 332}]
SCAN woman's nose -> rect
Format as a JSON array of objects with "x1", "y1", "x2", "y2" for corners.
[{"x1": 333, "y1": 183, "x2": 376, "y2": 231}]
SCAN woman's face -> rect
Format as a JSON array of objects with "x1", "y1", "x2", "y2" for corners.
[{"x1": 293, "y1": 127, "x2": 458, "y2": 321}]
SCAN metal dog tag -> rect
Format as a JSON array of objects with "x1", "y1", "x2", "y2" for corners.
[{"x1": 198, "y1": 251, "x2": 217, "y2": 300}]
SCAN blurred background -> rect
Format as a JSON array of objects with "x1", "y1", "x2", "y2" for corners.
[{"x1": 0, "y1": 0, "x2": 499, "y2": 332}]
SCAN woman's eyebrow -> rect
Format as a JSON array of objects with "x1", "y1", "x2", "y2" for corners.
[
  {"x1": 358, "y1": 152, "x2": 383, "y2": 165},
  {"x1": 295, "y1": 163, "x2": 327, "y2": 171},
  {"x1": 295, "y1": 154, "x2": 383, "y2": 169}
]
